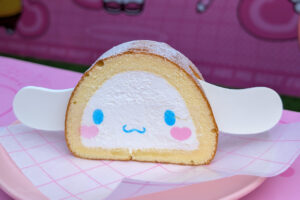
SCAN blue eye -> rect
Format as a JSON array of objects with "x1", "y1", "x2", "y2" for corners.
[
  {"x1": 164, "y1": 110, "x2": 176, "y2": 126},
  {"x1": 93, "y1": 109, "x2": 104, "y2": 125}
]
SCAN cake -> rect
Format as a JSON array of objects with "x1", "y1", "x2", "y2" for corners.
[{"x1": 65, "y1": 40, "x2": 218, "y2": 165}]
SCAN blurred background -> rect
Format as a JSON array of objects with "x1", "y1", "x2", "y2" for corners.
[{"x1": 0, "y1": 0, "x2": 299, "y2": 111}]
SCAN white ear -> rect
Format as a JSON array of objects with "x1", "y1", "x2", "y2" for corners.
[
  {"x1": 13, "y1": 81, "x2": 283, "y2": 135},
  {"x1": 199, "y1": 80, "x2": 283, "y2": 134},
  {"x1": 13, "y1": 86, "x2": 73, "y2": 131}
]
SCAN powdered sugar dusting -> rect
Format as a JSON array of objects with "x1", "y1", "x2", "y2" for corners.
[{"x1": 96, "y1": 40, "x2": 203, "y2": 80}]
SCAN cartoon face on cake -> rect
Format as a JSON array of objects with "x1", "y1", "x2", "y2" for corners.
[
  {"x1": 65, "y1": 40, "x2": 218, "y2": 165},
  {"x1": 80, "y1": 71, "x2": 198, "y2": 150}
]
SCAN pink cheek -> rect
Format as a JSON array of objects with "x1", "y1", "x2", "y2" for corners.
[
  {"x1": 170, "y1": 127, "x2": 192, "y2": 141},
  {"x1": 80, "y1": 125, "x2": 99, "y2": 139}
]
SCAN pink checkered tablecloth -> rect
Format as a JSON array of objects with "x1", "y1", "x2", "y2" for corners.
[{"x1": 1, "y1": 56, "x2": 300, "y2": 200}]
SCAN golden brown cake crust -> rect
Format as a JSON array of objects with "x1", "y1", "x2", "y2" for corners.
[
  {"x1": 95, "y1": 40, "x2": 204, "y2": 82},
  {"x1": 65, "y1": 45, "x2": 218, "y2": 165}
]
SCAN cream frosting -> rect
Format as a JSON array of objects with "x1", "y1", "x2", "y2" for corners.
[{"x1": 80, "y1": 71, "x2": 199, "y2": 151}]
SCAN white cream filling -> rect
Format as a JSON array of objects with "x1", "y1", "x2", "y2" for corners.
[{"x1": 81, "y1": 71, "x2": 199, "y2": 150}]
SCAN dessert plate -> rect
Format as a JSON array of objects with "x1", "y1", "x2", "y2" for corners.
[
  {"x1": 0, "y1": 144, "x2": 265, "y2": 200},
  {"x1": 126, "y1": 176, "x2": 266, "y2": 200}
]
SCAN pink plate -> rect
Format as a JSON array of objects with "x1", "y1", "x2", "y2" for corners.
[
  {"x1": 127, "y1": 176, "x2": 265, "y2": 200},
  {"x1": 0, "y1": 144, "x2": 265, "y2": 200},
  {"x1": 0, "y1": 145, "x2": 47, "y2": 200}
]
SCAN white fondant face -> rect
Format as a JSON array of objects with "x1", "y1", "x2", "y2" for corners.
[{"x1": 80, "y1": 71, "x2": 199, "y2": 150}]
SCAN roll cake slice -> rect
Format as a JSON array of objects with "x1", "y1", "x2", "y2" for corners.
[{"x1": 65, "y1": 40, "x2": 218, "y2": 165}]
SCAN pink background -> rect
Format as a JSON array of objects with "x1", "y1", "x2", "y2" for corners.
[
  {"x1": 1, "y1": 56, "x2": 300, "y2": 199},
  {"x1": 0, "y1": 0, "x2": 300, "y2": 96}
]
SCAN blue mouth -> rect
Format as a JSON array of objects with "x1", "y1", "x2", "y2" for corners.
[{"x1": 122, "y1": 125, "x2": 146, "y2": 134}]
